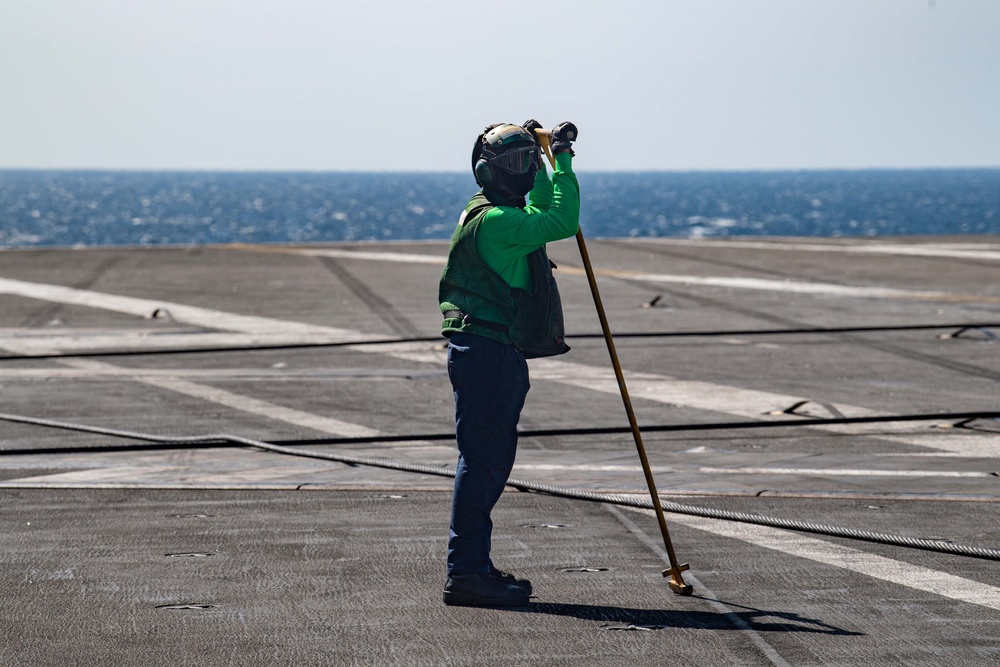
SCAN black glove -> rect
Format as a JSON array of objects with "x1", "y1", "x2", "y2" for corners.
[
  {"x1": 521, "y1": 119, "x2": 545, "y2": 167},
  {"x1": 551, "y1": 121, "x2": 578, "y2": 156},
  {"x1": 521, "y1": 119, "x2": 543, "y2": 139}
]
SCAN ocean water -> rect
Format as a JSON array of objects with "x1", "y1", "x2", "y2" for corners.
[{"x1": 0, "y1": 169, "x2": 997, "y2": 249}]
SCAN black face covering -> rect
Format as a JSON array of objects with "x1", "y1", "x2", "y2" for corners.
[{"x1": 496, "y1": 164, "x2": 538, "y2": 199}]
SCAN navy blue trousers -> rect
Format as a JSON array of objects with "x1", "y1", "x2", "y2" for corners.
[{"x1": 446, "y1": 332, "x2": 530, "y2": 576}]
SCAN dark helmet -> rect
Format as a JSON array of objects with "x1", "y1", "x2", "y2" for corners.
[{"x1": 471, "y1": 123, "x2": 540, "y2": 197}]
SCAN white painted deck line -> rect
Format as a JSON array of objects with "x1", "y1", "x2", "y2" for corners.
[
  {"x1": 624, "y1": 507, "x2": 1000, "y2": 613},
  {"x1": 1, "y1": 277, "x2": 993, "y2": 458},
  {"x1": 60, "y1": 358, "x2": 382, "y2": 438},
  {"x1": 604, "y1": 505, "x2": 793, "y2": 667},
  {"x1": 0, "y1": 367, "x2": 443, "y2": 380},
  {"x1": 291, "y1": 248, "x2": 447, "y2": 265},
  {"x1": 378, "y1": 339, "x2": 855, "y2": 423},
  {"x1": 593, "y1": 269, "x2": 999, "y2": 303},
  {"x1": 0, "y1": 276, "x2": 375, "y2": 341},
  {"x1": 2, "y1": 466, "x2": 186, "y2": 485},
  {"x1": 4, "y1": 358, "x2": 993, "y2": 460},
  {"x1": 280, "y1": 248, "x2": 997, "y2": 303},
  {"x1": 0, "y1": 446, "x2": 401, "y2": 489},
  {"x1": 373, "y1": 343, "x2": 1000, "y2": 459},
  {"x1": 288, "y1": 242, "x2": 1000, "y2": 264},
  {"x1": 661, "y1": 239, "x2": 1000, "y2": 262},
  {"x1": 0, "y1": 331, "x2": 367, "y2": 356},
  {"x1": 883, "y1": 444, "x2": 1000, "y2": 458},
  {"x1": 513, "y1": 463, "x2": 994, "y2": 478},
  {"x1": 531, "y1": 358, "x2": 880, "y2": 419},
  {"x1": 528, "y1": 357, "x2": 1000, "y2": 460}
]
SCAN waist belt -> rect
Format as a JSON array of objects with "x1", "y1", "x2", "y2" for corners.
[{"x1": 443, "y1": 310, "x2": 508, "y2": 333}]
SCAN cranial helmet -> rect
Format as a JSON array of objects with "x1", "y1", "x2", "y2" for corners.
[{"x1": 471, "y1": 123, "x2": 540, "y2": 198}]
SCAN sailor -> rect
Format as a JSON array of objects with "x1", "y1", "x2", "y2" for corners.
[{"x1": 439, "y1": 120, "x2": 580, "y2": 607}]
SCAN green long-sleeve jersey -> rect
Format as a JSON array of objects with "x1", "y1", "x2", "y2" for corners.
[
  {"x1": 438, "y1": 151, "x2": 580, "y2": 351},
  {"x1": 475, "y1": 151, "x2": 580, "y2": 289}
]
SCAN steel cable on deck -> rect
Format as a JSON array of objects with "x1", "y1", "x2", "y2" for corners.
[
  {"x1": 3, "y1": 411, "x2": 1000, "y2": 562},
  {"x1": 0, "y1": 322, "x2": 996, "y2": 362},
  {"x1": 4, "y1": 411, "x2": 997, "y2": 454}
]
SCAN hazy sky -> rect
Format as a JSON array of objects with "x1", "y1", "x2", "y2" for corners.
[{"x1": 2, "y1": 0, "x2": 997, "y2": 171}]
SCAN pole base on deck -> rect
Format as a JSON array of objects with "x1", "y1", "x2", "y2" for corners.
[{"x1": 663, "y1": 564, "x2": 693, "y2": 596}]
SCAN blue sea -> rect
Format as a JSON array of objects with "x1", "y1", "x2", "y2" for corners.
[{"x1": 0, "y1": 169, "x2": 997, "y2": 248}]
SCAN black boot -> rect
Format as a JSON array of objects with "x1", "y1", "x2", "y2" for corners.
[
  {"x1": 489, "y1": 565, "x2": 532, "y2": 595},
  {"x1": 443, "y1": 571, "x2": 531, "y2": 607}
]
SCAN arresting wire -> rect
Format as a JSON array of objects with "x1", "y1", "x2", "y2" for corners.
[
  {"x1": 0, "y1": 322, "x2": 996, "y2": 361},
  {"x1": 4, "y1": 411, "x2": 999, "y2": 454},
  {"x1": 2, "y1": 411, "x2": 999, "y2": 563},
  {"x1": 264, "y1": 411, "x2": 1000, "y2": 447}
]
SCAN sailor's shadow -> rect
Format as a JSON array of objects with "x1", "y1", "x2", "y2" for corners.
[{"x1": 508, "y1": 597, "x2": 862, "y2": 635}]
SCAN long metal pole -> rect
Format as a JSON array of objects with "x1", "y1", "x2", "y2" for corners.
[{"x1": 538, "y1": 132, "x2": 692, "y2": 595}]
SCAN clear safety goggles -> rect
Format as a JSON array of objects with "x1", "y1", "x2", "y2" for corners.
[{"x1": 490, "y1": 146, "x2": 539, "y2": 174}]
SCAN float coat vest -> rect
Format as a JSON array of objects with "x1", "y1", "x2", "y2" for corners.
[{"x1": 439, "y1": 193, "x2": 570, "y2": 359}]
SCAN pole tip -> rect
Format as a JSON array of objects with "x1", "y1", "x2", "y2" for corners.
[
  {"x1": 663, "y1": 564, "x2": 693, "y2": 595},
  {"x1": 668, "y1": 580, "x2": 694, "y2": 596}
]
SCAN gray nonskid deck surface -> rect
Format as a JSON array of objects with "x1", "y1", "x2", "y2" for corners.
[
  {"x1": 5, "y1": 489, "x2": 998, "y2": 667},
  {"x1": 1, "y1": 237, "x2": 999, "y2": 666}
]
